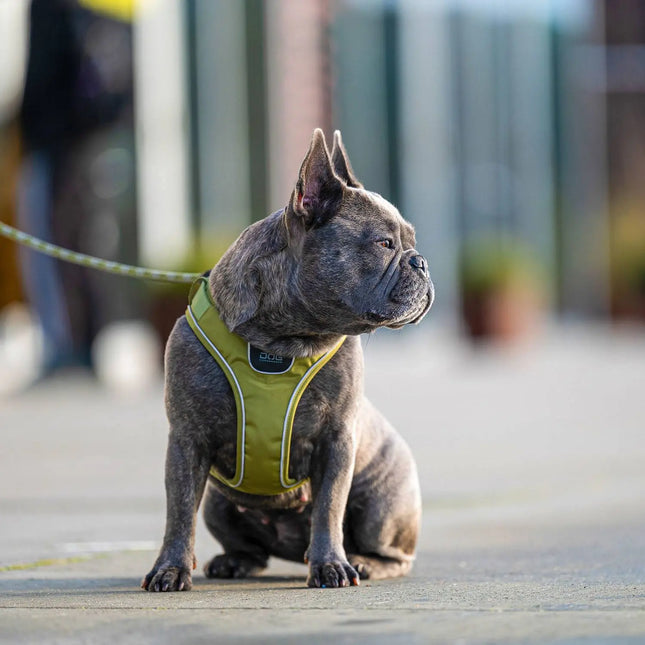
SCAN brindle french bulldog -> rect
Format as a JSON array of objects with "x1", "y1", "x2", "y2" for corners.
[{"x1": 143, "y1": 129, "x2": 433, "y2": 591}]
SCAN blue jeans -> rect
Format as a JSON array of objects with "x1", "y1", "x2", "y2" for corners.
[{"x1": 17, "y1": 151, "x2": 74, "y2": 371}]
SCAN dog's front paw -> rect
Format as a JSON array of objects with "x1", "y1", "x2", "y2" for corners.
[
  {"x1": 307, "y1": 559, "x2": 360, "y2": 588},
  {"x1": 141, "y1": 564, "x2": 192, "y2": 592},
  {"x1": 203, "y1": 553, "x2": 267, "y2": 579}
]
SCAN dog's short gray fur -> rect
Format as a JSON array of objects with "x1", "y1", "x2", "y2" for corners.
[{"x1": 143, "y1": 129, "x2": 434, "y2": 591}]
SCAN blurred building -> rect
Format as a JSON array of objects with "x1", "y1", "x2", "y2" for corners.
[
  {"x1": 166, "y1": 1, "x2": 600, "y2": 322},
  {"x1": 3, "y1": 0, "x2": 645, "y2": 349}
]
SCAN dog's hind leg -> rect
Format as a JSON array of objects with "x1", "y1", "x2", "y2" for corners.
[
  {"x1": 345, "y1": 504, "x2": 418, "y2": 580},
  {"x1": 201, "y1": 485, "x2": 270, "y2": 579},
  {"x1": 204, "y1": 552, "x2": 267, "y2": 579},
  {"x1": 346, "y1": 553, "x2": 413, "y2": 580},
  {"x1": 344, "y1": 470, "x2": 421, "y2": 581}
]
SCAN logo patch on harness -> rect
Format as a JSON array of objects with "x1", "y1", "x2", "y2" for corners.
[{"x1": 248, "y1": 345, "x2": 295, "y2": 374}]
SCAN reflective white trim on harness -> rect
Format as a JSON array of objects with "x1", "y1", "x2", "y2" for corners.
[
  {"x1": 279, "y1": 350, "x2": 336, "y2": 489},
  {"x1": 187, "y1": 305, "x2": 247, "y2": 488}
]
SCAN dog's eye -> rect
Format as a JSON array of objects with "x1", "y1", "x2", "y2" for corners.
[{"x1": 377, "y1": 239, "x2": 393, "y2": 249}]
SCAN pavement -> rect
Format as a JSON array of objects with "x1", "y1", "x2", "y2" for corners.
[{"x1": 1, "y1": 324, "x2": 644, "y2": 644}]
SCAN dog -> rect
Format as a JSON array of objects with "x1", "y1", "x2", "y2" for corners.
[{"x1": 142, "y1": 129, "x2": 433, "y2": 591}]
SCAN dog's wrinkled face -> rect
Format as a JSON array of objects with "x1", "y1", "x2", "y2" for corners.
[
  {"x1": 299, "y1": 190, "x2": 433, "y2": 333},
  {"x1": 289, "y1": 130, "x2": 434, "y2": 336}
]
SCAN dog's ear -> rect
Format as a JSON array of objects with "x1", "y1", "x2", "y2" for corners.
[
  {"x1": 290, "y1": 128, "x2": 344, "y2": 228},
  {"x1": 331, "y1": 130, "x2": 363, "y2": 189},
  {"x1": 218, "y1": 268, "x2": 260, "y2": 332}
]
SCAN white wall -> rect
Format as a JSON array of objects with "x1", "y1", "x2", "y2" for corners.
[{"x1": 133, "y1": 0, "x2": 191, "y2": 268}]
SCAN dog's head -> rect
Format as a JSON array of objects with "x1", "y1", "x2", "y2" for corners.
[{"x1": 285, "y1": 129, "x2": 434, "y2": 335}]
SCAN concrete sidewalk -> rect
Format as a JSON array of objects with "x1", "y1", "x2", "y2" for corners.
[{"x1": 1, "y1": 326, "x2": 644, "y2": 643}]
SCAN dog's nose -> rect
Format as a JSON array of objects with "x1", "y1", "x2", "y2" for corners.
[{"x1": 409, "y1": 254, "x2": 428, "y2": 275}]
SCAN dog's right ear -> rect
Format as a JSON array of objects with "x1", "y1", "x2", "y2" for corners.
[
  {"x1": 331, "y1": 130, "x2": 363, "y2": 189},
  {"x1": 289, "y1": 129, "x2": 344, "y2": 228}
]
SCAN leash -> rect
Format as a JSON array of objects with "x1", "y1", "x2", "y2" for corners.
[{"x1": 0, "y1": 221, "x2": 201, "y2": 284}]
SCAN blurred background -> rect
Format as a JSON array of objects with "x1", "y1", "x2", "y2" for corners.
[
  {"x1": 1, "y1": 0, "x2": 645, "y2": 591},
  {"x1": 0, "y1": 0, "x2": 644, "y2": 390}
]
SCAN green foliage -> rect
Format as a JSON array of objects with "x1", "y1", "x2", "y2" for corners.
[
  {"x1": 146, "y1": 236, "x2": 234, "y2": 296},
  {"x1": 460, "y1": 237, "x2": 544, "y2": 294},
  {"x1": 611, "y1": 213, "x2": 645, "y2": 294}
]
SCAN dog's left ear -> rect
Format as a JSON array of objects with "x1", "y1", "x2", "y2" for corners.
[
  {"x1": 290, "y1": 128, "x2": 344, "y2": 228},
  {"x1": 331, "y1": 130, "x2": 363, "y2": 189}
]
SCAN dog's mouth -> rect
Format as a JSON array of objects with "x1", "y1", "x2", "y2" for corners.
[
  {"x1": 386, "y1": 294, "x2": 432, "y2": 329},
  {"x1": 366, "y1": 278, "x2": 434, "y2": 330}
]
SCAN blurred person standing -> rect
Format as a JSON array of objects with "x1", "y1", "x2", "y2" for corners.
[{"x1": 17, "y1": 0, "x2": 137, "y2": 376}]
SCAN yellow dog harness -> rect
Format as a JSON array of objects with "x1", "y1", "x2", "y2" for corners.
[{"x1": 186, "y1": 277, "x2": 345, "y2": 496}]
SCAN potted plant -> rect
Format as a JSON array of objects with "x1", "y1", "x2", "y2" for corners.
[
  {"x1": 610, "y1": 209, "x2": 645, "y2": 322},
  {"x1": 459, "y1": 237, "x2": 545, "y2": 343}
]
